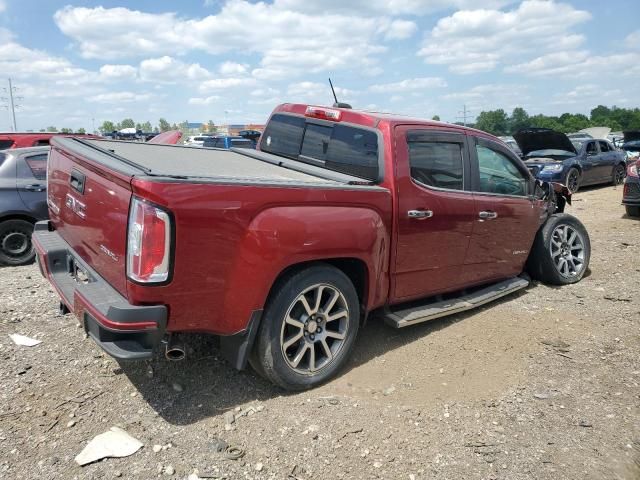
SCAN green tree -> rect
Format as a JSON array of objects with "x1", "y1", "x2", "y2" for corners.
[
  {"x1": 158, "y1": 118, "x2": 171, "y2": 132},
  {"x1": 508, "y1": 107, "x2": 530, "y2": 133},
  {"x1": 60, "y1": 128, "x2": 72, "y2": 133},
  {"x1": 141, "y1": 121, "x2": 152, "y2": 132},
  {"x1": 120, "y1": 118, "x2": 135, "y2": 129},
  {"x1": 432, "y1": 115, "x2": 441, "y2": 121},
  {"x1": 77, "y1": 127, "x2": 86, "y2": 134},
  {"x1": 99, "y1": 121, "x2": 116, "y2": 134},
  {"x1": 475, "y1": 109, "x2": 509, "y2": 136},
  {"x1": 39, "y1": 129, "x2": 45, "y2": 132},
  {"x1": 46, "y1": 126, "x2": 58, "y2": 132},
  {"x1": 206, "y1": 119, "x2": 216, "y2": 133}
]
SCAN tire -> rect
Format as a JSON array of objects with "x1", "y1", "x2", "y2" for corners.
[
  {"x1": 612, "y1": 164, "x2": 626, "y2": 186},
  {"x1": 526, "y1": 213, "x2": 590, "y2": 285},
  {"x1": 251, "y1": 264, "x2": 360, "y2": 390},
  {"x1": 625, "y1": 205, "x2": 640, "y2": 217},
  {"x1": 565, "y1": 167, "x2": 580, "y2": 194},
  {"x1": 0, "y1": 219, "x2": 36, "y2": 266}
]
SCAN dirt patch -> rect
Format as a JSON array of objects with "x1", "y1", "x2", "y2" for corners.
[{"x1": 1, "y1": 184, "x2": 639, "y2": 479}]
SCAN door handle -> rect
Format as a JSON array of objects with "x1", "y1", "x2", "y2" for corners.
[
  {"x1": 478, "y1": 210, "x2": 498, "y2": 220},
  {"x1": 24, "y1": 184, "x2": 46, "y2": 192},
  {"x1": 408, "y1": 209, "x2": 433, "y2": 219}
]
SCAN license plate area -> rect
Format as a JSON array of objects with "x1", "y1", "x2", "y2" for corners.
[{"x1": 66, "y1": 255, "x2": 93, "y2": 285}]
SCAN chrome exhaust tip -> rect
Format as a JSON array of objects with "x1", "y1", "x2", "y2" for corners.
[{"x1": 165, "y1": 335, "x2": 185, "y2": 361}]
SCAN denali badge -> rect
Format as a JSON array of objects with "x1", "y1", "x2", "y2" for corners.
[
  {"x1": 100, "y1": 244, "x2": 119, "y2": 262},
  {"x1": 512, "y1": 250, "x2": 528, "y2": 255},
  {"x1": 65, "y1": 193, "x2": 86, "y2": 219}
]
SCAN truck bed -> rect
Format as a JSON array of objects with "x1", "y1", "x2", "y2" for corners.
[{"x1": 81, "y1": 139, "x2": 358, "y2": 186}]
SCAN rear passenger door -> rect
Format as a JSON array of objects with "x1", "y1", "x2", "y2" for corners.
[
  {"x1": 393, "y1": 127, "x2": 477, "y2": 301},
  {"x1": 597, "y1": 140, "x2": 616, "y2": 180},
  {"x1": 16, "y1": 151, "x2": 48, "y2": 219},
  {"x1": 464, "y1": 137, "x2": 539, "y2": 282}
]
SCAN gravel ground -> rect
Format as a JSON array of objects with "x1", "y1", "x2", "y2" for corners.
[{"x1": 1, "y1": 184, "x2": 638, "y2": 480}]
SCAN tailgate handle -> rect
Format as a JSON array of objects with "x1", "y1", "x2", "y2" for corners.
[{"x1": 70, "y1": 169, "x2": 86, "y2": 194}]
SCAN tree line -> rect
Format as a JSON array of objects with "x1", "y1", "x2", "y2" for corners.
[{"x1": 467, "y1": 105, "x2": 640, "y2": 137}]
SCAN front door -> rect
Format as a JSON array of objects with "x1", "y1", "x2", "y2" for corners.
[
  {"x1": 393, "y1": 127, "x2": 476, "y2": 302},
  {"x1": 464, "y1": 137, "x2": 540, "y2": 283}
]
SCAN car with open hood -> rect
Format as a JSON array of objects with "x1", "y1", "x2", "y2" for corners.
[{"x1": 514, "y1": 128, "x2": 627, "y2": 193}]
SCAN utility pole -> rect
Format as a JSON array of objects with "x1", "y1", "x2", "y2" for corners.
[
  {"x1": 457, "y1": 104, "x2": 471, "y2": 127},
  {"x1": 2, "y1": 78, "x2": 22, "y2": 132}
]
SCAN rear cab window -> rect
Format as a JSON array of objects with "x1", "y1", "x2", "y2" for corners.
[
  {"x1": 0, "y1": 139, "x2": 15, "y2": 149},
  {"x1": 260, "y1": 113, "x2": 380, "y2": 181}
]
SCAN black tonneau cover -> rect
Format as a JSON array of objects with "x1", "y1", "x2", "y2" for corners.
[{"x1": 80, "y1": 139, "x2": 367, "y2": 185}]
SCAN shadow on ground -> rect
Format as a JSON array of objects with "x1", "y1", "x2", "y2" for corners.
[{"x1": 119, "y1": 287, "x2": 531, "y2": 426}]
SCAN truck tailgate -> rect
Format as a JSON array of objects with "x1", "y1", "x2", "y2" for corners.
[{"x1": 47, "y1": 138, "x2": 139, "y2": 296}]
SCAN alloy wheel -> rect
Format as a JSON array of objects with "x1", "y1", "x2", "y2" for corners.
[
  {"x1": 614, "y1": 165, "x2": 626, "y2": 185},
  {"x1": 280, "y1": 283, "x2": 349, "y2": 374},
  {"x1": 567, "y1": 170, "x2": 579, "y2": 193},
  {"x1": 550, "y1": 224, "x2": 585, "y2": 278},
  {"x1": 0, "y1": 230, "x2": 30, "y2": 258}
]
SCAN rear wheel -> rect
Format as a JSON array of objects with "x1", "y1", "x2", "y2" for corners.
[
  {"x1": 251, "y1": 264, "x2": 360, "y2": 390},
  {"x1": 612, "y1": 164, "x2": 626, "y2": 186},
  {"x1": 0, "y1": 219, "x2": 35, "y2": 266},
  {"x1": 565, "y1": 168, "x2": 580, "y2": 193},
  {"x1": 527, "y1": 213, "x2": 590, "y2": 285},
  {"x1": 625, "y1": 205, "x2": 640, "y2": 217}
]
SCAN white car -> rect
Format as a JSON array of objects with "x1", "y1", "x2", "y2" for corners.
[{"x1": 184, "y1": 135, "x2": 210, "y2": 147}]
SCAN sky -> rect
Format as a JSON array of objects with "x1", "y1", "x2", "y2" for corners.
[{"x1": 0, "y1": 0, "x2": 638, "y2": 131}]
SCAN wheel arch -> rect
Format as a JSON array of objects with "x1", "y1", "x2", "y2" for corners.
[{"x1": 0, "y1": 212, "x2": 37, "y2": 224}]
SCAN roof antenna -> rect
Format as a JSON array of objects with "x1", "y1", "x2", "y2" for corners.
[{"x1": 329, "y1": 78, "x2": 352, "y2": 109}]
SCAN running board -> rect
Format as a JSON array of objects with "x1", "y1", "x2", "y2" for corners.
[{"x1": 384, "y1": 276, "x2": 529, "y2": 328}]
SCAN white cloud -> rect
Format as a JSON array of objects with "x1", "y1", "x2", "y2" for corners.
[
  {"x1": 380, "y1": 19, "x2": 418, "y2": 40},
  {"x1": 188, "y1": 95, "x2": 220, "y2": 105},
  {"x1": 139, "y1": 56, "x2": 211, "y2": 83},
  {"x1": 625, "y1": 30, "x2": 640, "y2": 49},
  {"x1": 219, "y1": 61, "x2": 248, "y2": 76},
  {"x1": 54, "y1": 2, "x2": 395, "y2": 79},
  {"x1": 273, "y1": 0, "x2": 512, "y2": 16},
  {"x1": 369, "y1": 77, "x2": 447, "y2": 93},
  {"x1": 505, "y1": 51, "x2": 640, "y2": 77},
  {"x1": 286, "y1": 81, "x2": 355, "y2": 104},
  {"x1": 0, "y1": 1, "x2": 6, "y2": 13},
  {"x1": 99, "y1": 64, "x2": 137, "y2": 80},
  {"x1": 198, "y1": 77, "x2": 257, "y2": 92},
  {"x1": 88, "y1": 92, "x2": 153, "y2": 103},
  {"x1": 419, "y1": 0, "x2": 591, "y2": 74}
]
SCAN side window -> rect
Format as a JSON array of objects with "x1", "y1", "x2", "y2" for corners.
[
  {"x1": 324, "y1": 125, "x2": 379, "y2": 180},
  {"x1": 475, "y1": 145, "x2": 527, "y2": 196},
  {"x1": 598, "y1": 141, "x2": 609, "y2": 152},
  {"x1": 0, "y1": 139, "x2": 14, "y2": 149},
  {"x1": 19, "y1": 154, "x2": 48, "y2": 181},
  {"x1": 586, "y1": 142, "x2": 598, "y2": 155},
  {"x1": 34, "y1": 139, "x2": 50, "y2": 146},
  {"x1": 407, "y1": 141, "x2": 464, "y2": 190}
]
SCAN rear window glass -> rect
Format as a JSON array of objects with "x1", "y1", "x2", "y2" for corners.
[
  {"x1": 24, "y1": 154, "x2": 48, "y2": 180},
  {"x1": 0, "y1": 152, "x2": 6, "y2": 167},
  {"x1": 261, "y1": 113, "x2": 379, "y2": 181},
  {"x1": 34, "y1": 139, "x2": 50, "y2": 146},
  {"x1": 0, "y1": 139, "x2": 15, "y2": 149},
  {"x1": 408, "y1": 141, "x2": 464, "y2": 190}
]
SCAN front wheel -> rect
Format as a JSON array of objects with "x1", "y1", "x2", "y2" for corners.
[
  {"x1": 0, "y1": 219, "x2": 36, "y2": 266},
  {"x1": 565, "y1": 168, "x2": 580, "y2": 194},
  {"x1": 250, "y1": 264, "x2": 360, "y2": 390},
  {"x1": 612, "y1": 164, "x2": 626, "y2": 186},
  {"x1": 526, "y1": 213, "x2": 590, "y2": 285}
]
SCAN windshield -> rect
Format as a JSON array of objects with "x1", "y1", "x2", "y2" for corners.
[
  {"x1": 526, "y1": 149, "x2": 575, "y2": 158},
  {"x1": 260, "y1": 113, "x2": 380, "y2": 181}
]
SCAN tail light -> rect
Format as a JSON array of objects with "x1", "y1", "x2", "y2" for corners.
[
  {"x1": 628, "y1": 161, "x2": 638, "y2": 178},
  {"x1": 127, "y1": 197, "x2": 172, "y2": 283}
]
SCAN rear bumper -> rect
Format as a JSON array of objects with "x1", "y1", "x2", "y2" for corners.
[{"x1": 32, "y1": 221, "x2": 166, "y2": 360}]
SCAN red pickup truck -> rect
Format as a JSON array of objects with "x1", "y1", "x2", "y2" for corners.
[{"x1": 33, "y1": 103, "x2": 590, "y2": 390}]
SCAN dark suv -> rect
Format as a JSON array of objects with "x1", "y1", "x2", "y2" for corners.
[{"x1": 0, "y1": 146, "x2": 49, "y2": 265}]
